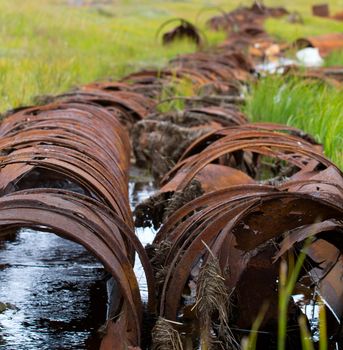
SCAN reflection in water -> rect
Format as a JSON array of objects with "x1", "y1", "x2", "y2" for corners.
[
  {"x1": 0, "y1": 172, "x2": 157, "y2": 349},
  {"x1": 0, "y1": 229, "x2": 107, "y2": 350},
  {"x1": 129, "y1": 178, "x2": 157, "y2": 302}
]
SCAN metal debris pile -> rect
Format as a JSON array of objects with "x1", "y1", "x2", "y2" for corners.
[
  {"x1": 0, "y1": 101, "x2": 155, "y2": 349},
  {"x1": 143, "y1": 124, "x2": 343, "y2": 348},
  {"x1": 0, "y1": 1, "x2": 342, "y2": 349}
]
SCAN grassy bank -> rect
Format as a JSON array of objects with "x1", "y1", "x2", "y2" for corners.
[
  {"x1": 244, "y1": 76, "x2": 343, "y2": 168},
  {"x1": 0, "y1": 1, "x2": 226, "y2": 111},
  {"x1": 0, "y1": 0, "x2": 342, "y2": 112},
  {"x1": 265, "y1": 11, "x2": 343, "y2": 42}
]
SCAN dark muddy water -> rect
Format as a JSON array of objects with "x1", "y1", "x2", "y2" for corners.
[
  {"x1": 0, "y1": 229, "x2": 107, "y2": 350},
  {"x1": 0, "y1": 174, "x2": 156, "y2": 350}
]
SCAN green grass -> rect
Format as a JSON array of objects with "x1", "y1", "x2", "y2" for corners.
[
  {"x1": 0, "y1": 0, "x2": 227, "y2": 112},
  {"x1": 324, "y1": 50, "x2": 343, "y2": 67},
  {"x1": 0, "y1": 0, "x2": 342, "y2": 112},
  {"x1": 278, "y1": 248, "x2": 308, "y2": 350},
  {"x1": 158, "y1": 76, "x2": 197, "y2": 113},
  {"x1": 265, "y1": 15, "x2": 343, "y2": 43},
  {"x1": 243, "y1": 240, "x2": 329, "y2": 350},
  {"x1": 244, "y1": 75, "x2": 343, "y2": 169}
]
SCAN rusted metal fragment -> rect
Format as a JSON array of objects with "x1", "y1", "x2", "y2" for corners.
[
  {"x1": 161, "y1": 125, "x2": 329, "y2": 190},
  {"x1": 283, "y1": 65, "x2": 343, "y2": 87},
  {"x1": 121, "y1": 64, "x2": 241, "y2": 99},
  {"x1": 153, "y1": 184, "x2": 276, "y2": 245},
  {"x1": 119, "y1": 45, "x2": 254, "y2": 101},
  {"x1": 169, "y1": 50, "x2": 254, "y2": 80},
  {"x1": 143, "y1": 113, "x2": 343, "y2": 348},
  {"x1": 100, "y1": 303, "x2": 143, "y2": 350},
  {"x1": 0, "y1": 99, "x2": 154, "y2": 348},
  {"x1": 32, "y1": 90, "x2": 156, "y2": 130},
  {"x1": 311, "y1": 243, "x2": 343, "y2": 322},
  {"x1": 282, "y1": 166, "x2": 343, "y2": 204},
  {"x1": 294, "y1": 33, "x2": 343, "y2": 56},
  {"x1": 81, "y1": 81, "x2": 161, "y2": 99},
  {"x1": 177, "y1": 123, "x2": 320, "y2": 163},
  {"x1": 277, "y1": 234, "x2": 343, "y2": 343},
  {"x1": 207, "y1": 2, "x2": 288, "y2": 32},
  {"x1": 205, "y1": 3, "x2": 288, "y2": 68},
  {"x1": 274, "y1": 220, "x2": 343, "y2": 260},
  {"x1": 309, "y1": 67, "x2": 343, "y2": 83},
  {"x1": 116, "y1": 48, "x2": 252, "y2": 101},
  {"x1": 134, "y1": 164, "x2": 255, "y2": 229},
  {"x1": 332, "y1": 11, "x2": 343, "y2": 21},
  {"x1": 0, "y1": 189, "x2": 157, "y2": 345},
  {"x1": 152, "y1": 184, "x2": 343, "y2": 348},
  {"x1": 312, "y1": 4, "x2": 329, "y2": 18},
  {"x1": 158, "y1": 19, "x2": 203, "y2": 47}
]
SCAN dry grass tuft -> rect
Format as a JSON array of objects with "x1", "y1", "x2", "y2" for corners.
[
  {"x1": 148, "y1": 240, "x2": 173, "y2": 269},
  {"x1": 164, "y1": 179, "x2": 204, "y2": 220},
  {"x1": 152, "y1": 317, "x2": 184, "y2": 350},
  {"x1": 195, "y1": 246, "x2": 239, "y2": 349},
  {"x1": 146, "y1": 240, "x2": 173, "y2": 288}
]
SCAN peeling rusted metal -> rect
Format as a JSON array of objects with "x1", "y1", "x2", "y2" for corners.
[
  {"x1": 157, "y1": 18, "x2": 203, "y2": 47},
  {"x1": 140, "y1": 122, "x2": 343, "y2": 348},
  {"x1": 150, "y1": 177, "x2": 343, "y2": 348},
  {"x1": 134, "y1": 164, "x2": 255, "y2": 229},
  {"x1": 0, "y1": 2, "x2": 342, "y2": 349},
  {"x1": 0, "y1": 100, "x2": 155, "y2": 348}
]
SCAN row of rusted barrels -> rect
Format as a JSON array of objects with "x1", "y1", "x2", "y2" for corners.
[
  {"x1": 132, "y1": 3, "x2": 343, "y2": 349},
  {"x1": 0, "y1": 16, "x2": 260, "y2": 349},
  {"x1": 0, "y1": 100, "x2": 157, "y2": 348},
  {"x1": 0, "y1": 2, "x2": 341, "y2": 349}
]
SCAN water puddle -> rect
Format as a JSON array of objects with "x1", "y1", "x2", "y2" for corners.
[
  {"x1": 0, "y1": 168, "x2": 156, "y2": 349},
  {"x1": 129, "y1": 172, "x2": 157, "y2": 302},
  {"x1": 0, "y1": 229, "x2": 107, "y2": 350}
]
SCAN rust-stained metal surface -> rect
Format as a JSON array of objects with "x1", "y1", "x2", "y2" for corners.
[
  {"x1": 332, "y1": 10, "x2": 343, "y2": 21},
  {"x1": 145, "y1": 125, "x2": 343, "y2": 348},
  {"x1": 157, "y1": 18, "x2": 203, "y2": 47},
  {"x1": 312, "y1": 4, "x2": 330, "y2": 18},
  {"x1": 0, "y1": 2, "x2": 342, "y2": 349},
  {"x1": 206, "y1": 1, "x2": 288, "y2": 33},
  {"x1": 311, "y1": 3, "x2": 343, "y2": 21},
  {"x1": 0, "y1": 100, "x2": 155, "y2": 349},
  {"x1": 282, "y1": 65, "x2": 343, "y2": 87},
  {"x1": 134, "y1": 164, "x2": 255, "y2": 229}
]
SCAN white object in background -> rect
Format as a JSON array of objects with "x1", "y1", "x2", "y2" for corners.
[
  {"x1": 255, "y1": 57, "x2": 296, "y2": 74},
  {"x1": 296, "y1": 47, "x2": 324, "y2": 67}
]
